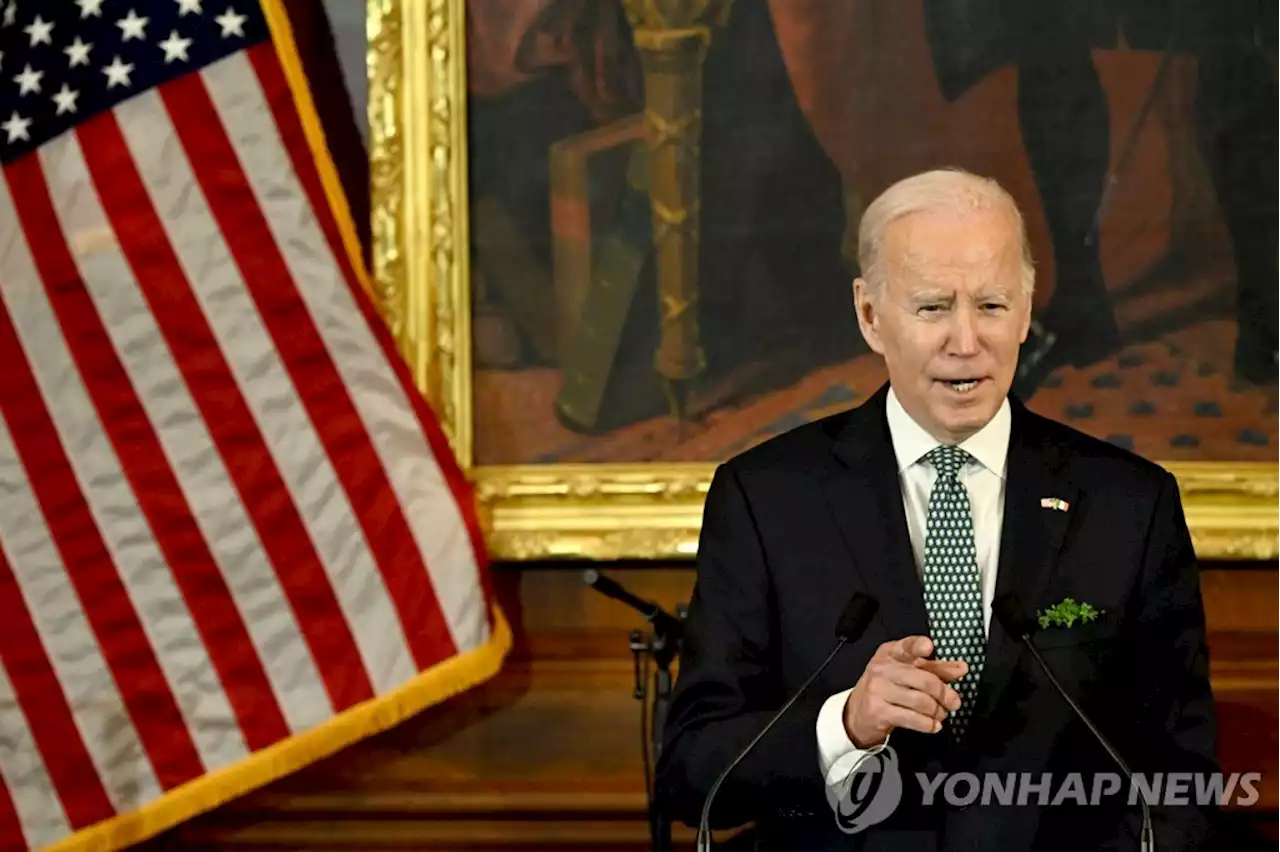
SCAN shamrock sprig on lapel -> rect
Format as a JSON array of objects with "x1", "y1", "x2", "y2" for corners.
[{"x1": 1037, "y1": 597, "x2": 1103, "y2": 629}]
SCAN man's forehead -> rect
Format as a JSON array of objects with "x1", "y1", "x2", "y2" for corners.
[
  {"x1": 895, "y1": 276, "x2": 1019, "y2": 297},
  {"x1": 887, "y1": 248, "x2": 1021, "y2": 297},
  {"x1": 886, "y1": 215, "x2": 1018, "y2": 267},
  {"x1": 886, "y1": 207, "x2": 1017, "y2": 248},
  {"x1": 889, "y1": 244, "x2": 1020, "y2": 288},
  {"x1": 895, "y1": 240, "x2": 1011, "y2": 269}
]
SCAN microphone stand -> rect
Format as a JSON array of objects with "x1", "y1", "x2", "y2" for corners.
[{"x1": 584, "y1": 570, "x2": 686, "y2": 852}]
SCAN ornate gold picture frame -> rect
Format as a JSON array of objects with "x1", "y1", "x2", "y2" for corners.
[{"x1": 367, "y1": 0, "x2": 1277, "y2": 561}]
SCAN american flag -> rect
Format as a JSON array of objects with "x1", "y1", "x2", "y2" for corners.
[{"x1": 0, "y1": 2, "x2": 504, "y2": 850}]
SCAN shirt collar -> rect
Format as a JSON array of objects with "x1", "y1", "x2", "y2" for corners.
[{"x1": 885, "y1": 386, "x2": 1011, "y2": 478}]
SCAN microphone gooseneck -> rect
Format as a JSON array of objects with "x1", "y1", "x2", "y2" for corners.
[
  {"x1": 583, "y1": 568, "x2": 684, "y2": 640},
  {"x1": 992, "y1": 594, "x2": 1154, "y2": 852},
  {"x1": 694, "y1": 593, "x2": 878, "y2": 852},
  {"x1": 583, "y1": 567, "x2": 659, "y2": 619}
]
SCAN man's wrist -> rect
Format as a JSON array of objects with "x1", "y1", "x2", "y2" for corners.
[{"x1": 842, "y1": 691, "x2": 885, "y2": 749}]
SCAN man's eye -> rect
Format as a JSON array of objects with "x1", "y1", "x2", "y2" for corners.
[
  {"x1": 919, "y1": 304, "x2": 944, "y2": 314},
  {"x1": 982, "y1": 303, "x2": 1007, "y2": 312}
]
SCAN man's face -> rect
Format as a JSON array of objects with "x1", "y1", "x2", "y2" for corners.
[{"x1": 854, "y1": 207, "x2": 1031, "y2": 444}]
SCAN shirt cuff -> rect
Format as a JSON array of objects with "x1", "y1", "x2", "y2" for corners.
[{"x1": 815, "y1": 688, "x2": 890, "y2": 788}]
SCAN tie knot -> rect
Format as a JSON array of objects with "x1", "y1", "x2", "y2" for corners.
[{"x1": 924, "y1": 445, "x2": 972, "y2": 476}]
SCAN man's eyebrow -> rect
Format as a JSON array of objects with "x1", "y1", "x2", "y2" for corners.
[{"x1": 906, "y1": 288, "x2": 953, "y2": 302}]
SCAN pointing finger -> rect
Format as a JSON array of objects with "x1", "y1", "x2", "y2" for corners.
[
  {"x1": 915, "y1": 658, "x2": 969, "y2": 681},
  {"x1": 887, "y1": 635, "x2": 933, "y2": 663}
]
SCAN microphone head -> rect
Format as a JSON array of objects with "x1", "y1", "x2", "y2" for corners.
[
  {"x1": 582, "y1": 568, "x2": 600, "y2": 586},
  {"x1": 992, "y1": 593, "x2": 1036, "y2": 640},
  {"x1": 835, "y1": 593, "x2": 878, "y2": 641}
]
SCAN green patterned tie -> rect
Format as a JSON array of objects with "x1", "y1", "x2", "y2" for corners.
[{"x1": 921, "y1": 445, "x2": 985, "y2": 741}]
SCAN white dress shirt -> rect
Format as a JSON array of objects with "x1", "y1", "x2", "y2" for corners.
[{"x1": 815, "y1": 387, "x2": 1011, "y2": 790}]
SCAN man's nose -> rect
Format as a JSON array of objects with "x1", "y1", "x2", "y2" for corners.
[{"x1": 948, "y1": 309, "x2": 981, "y2": 355}]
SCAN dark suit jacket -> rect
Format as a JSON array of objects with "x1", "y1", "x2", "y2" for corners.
[{"x1": 655, "y1": 384, "x2": 1220, "y2": 851}]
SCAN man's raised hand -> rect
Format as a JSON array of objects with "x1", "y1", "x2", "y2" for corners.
[{"x1": 842, "y1": 635, "x2": 967, "y2": 748}]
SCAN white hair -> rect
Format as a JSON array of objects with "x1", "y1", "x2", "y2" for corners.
[{"x1": 856, "y1": 168, "x2": 1036, "y2": 297}]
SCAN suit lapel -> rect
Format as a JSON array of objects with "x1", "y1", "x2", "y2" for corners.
[
  {"x1": 821, "y1": 386, "x2": 930, "y2": 642},
  {"x1": 968, "y1": 400, "x2": 1080, "y2": 733}
]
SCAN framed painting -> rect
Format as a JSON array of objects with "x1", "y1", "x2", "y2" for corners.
[{"x1": 367, "y1": 0, "x2": 1277, "y2": 560}]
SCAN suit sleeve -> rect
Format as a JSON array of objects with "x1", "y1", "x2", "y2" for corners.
[
  {"x1": 1127, "y1": 470, "x2": 1221, "y2": 850},
  {"x1": 655, "y1": 463, "x2": 829, "y2": 829}
]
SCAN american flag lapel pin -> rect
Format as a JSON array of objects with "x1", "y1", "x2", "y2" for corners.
[{"x1": 1040, "y1": 497, "x2": 1070, "y2": 512}]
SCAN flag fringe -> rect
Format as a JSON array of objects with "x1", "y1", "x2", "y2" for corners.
[{"x1": 43, "y1": 605, "x2": 512, "y2": 852}]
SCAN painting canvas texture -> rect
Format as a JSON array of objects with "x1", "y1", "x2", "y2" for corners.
[{"x1": 463, "y1": 0, "x2": 1277, "y2": 465}]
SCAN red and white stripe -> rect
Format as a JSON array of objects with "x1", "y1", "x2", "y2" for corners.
[
  {"x1": 0, "y1": 652, "x2": 72, "y2": 848},
  {"x1": 33, "y1": 119, "x2": 332, "y2": 742},
  {"x1": 0, "y1": 43, "x2": 490, "y2": 852}
]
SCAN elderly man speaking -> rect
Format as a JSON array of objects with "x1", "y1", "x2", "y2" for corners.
[{"x1": 655, "y1": 170, "x2": 1220, "y2": 851}]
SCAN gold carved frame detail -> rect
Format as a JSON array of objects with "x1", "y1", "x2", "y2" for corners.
[{"x1": 367, "y1": 0, "x2": 1278, "y2": 561}]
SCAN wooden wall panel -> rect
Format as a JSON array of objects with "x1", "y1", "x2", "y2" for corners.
[{"x1": 139, "y1": 563, "x2": 1277, "y2": 851}]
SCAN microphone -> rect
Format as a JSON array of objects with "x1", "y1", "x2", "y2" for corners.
[
  {"x1": 583, "y1": 568, "x2": 684, "y2": 639},
  {"x1": 991, "y1": 594, "x2": 1154, "y2": 852},
  {"x1": 694, "y1": 593, "x2": 879, "y2": 852}
]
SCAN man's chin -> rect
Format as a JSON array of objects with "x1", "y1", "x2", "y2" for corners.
[{"x1": 932, "y1": 396, "x2": 1000, "y2": 439}]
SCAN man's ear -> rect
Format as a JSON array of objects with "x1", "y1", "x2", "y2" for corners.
[{"x1": 852, "y1": 277, "x2": 884, "y2": 355}]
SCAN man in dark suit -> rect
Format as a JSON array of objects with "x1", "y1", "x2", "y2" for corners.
[{"x1": 655, "y1": 169, "x2": 1221, "y2": 850}]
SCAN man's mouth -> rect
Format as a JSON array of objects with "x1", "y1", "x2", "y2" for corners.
[{"x1": 939, "y1": 378, "x2": 982, "y2": 393}]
